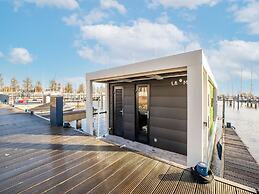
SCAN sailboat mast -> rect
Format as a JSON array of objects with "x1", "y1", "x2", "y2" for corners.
[
  {"x1": 250, "y1": 65, "x2": 253, "y2": 95},
  {"x1": 240, "y1": 66, "x2": 243, "y2": 95}
]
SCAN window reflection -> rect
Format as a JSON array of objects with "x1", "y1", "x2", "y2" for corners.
[{"x1": 137, "y1": 86, "x2": 148, "y2": 113}]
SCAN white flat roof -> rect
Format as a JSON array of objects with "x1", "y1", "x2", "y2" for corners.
[{"x1": 86, "y1": 49, "x2": 217, "y2": 88}]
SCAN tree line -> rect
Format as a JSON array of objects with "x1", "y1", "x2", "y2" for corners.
[{"x1": 0, "y1": 74, "x2": 85, "y2": 94}]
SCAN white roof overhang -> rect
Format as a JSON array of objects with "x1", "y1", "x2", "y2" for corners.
[{"x1": 85, "y1": 49, "x2": 217, "y2": 88}]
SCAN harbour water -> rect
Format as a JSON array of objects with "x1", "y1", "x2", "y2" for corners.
[
  {"x1": 223, "y1": 102, "x2": 259, "y2": 163},
  {"x1": 71, "y1": 100, "x2": 108, "y2": 137}
]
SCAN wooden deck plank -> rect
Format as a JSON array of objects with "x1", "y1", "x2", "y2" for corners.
[
  {"x1": 3, "y1": 152, "x2": 113, "y2": 194},
  {"x1": 195, "y1": 180, "x2": 215, "y2": 194},
  {"x1": 19, "y1": 152, "x2": 125, "y2": 193},
  {"x1": 66, "y1": 153, "x2": 142, "y2": 194},
  {"x1": 173, "y1": 170, "x2": 197, "y2": 194},
  {"x1": 0, "y1": 150, "x2": 88, "y2": 191},
  {"x1": 0, "y1": 138, "x2": 76, "y2": 168},
  {"x1": 215, "y1": 181, "x2": 236, "y2": 194},
  {"x1": 130, "y1": 162, "x2": 170, "y2": 194},
  {"x1": 109, "y1": 159, "x2": 158, "y2": 194},
  {"x1": 86, "y1": 156, "x2": 146, "y2": 194},
  {"x1": 152, "y1": 166, "x2": 183, "y2": 194},
  {"x1": 0, "y1": 138, "x2": 90, "y2": 172},
  {"x1": 0, "y1": 104, "x2": 256, "y2": 194},
  {"x1": 0, "y1": 149, "x2": 72, "y2": 181}
]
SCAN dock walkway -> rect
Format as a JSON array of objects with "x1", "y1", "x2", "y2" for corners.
[
  {"x1": 0, "y1": 104, "x2": 256, "y2": 194},
  {"x1": 223, "y1": 127, "x2": 259, "y2": 190}
]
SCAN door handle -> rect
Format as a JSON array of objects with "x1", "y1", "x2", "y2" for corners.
[
  {"x1": 120, "y1": 109, "x2": 124, "y2": 116},
  {"x1": 146, "y1": 111, "x2": 150, "y2": 119}
]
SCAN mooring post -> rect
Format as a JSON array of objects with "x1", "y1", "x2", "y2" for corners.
[
  {"x1": 237, "y1": 95, "x2": 240, "y2": 110},
  {"x1": 222, "y1": 95, "x2": 225, "y2": 128},
  {"x1": 50, "y1": 96, "x2": 63, "y2": 127},
  {"x1": 76, "y1": 120, "x2": 82, "y2": 129}
]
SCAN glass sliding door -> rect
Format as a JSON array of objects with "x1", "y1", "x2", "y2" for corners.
[{"x1": 136, "y1": 84, "x2": 149, "y2": 144}]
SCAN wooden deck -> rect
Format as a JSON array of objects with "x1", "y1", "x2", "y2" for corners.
[
  {"x1": 223, "y1": 127, "x2": 259, "y2": 190},
  {"x1": 0, "y1": 104, "x2": 256, "y2": 194}
]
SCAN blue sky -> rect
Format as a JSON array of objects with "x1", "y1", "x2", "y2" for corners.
[{"x1": 0, "y1": 0, "x2": 259, "y2": 95}]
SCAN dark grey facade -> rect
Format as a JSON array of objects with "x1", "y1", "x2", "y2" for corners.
[{"x1": 109, "y1": 76, "x2": 187, "y2": 155}]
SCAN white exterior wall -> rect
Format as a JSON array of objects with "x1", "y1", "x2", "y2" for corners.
[
  {"x1": 187, "y1": 63, "x2": 204, "y2": 167},
  {"x1": 202, "y1": 69, "x2": 209, "y2": 163}
]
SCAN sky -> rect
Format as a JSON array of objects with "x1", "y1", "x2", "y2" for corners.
[{"x1": 0, "y1": 0, "x2": 259, "y2": 95}]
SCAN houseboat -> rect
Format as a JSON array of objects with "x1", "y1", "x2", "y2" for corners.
[{"x1": 85, "y1": 49, "x2": 218, "y2": 167}]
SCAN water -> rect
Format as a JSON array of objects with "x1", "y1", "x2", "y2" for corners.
[
  {"x1": 223, "y1": 102, "x2": 259, "y2": 163},
  {"x1": 71, "y1": 100, "x2": 108, "y2": 137},
  {"x1": 71, "y1": 114, "x2": 108, "y2": 136}
]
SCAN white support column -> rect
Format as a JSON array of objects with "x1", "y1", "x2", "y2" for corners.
[
  {"x1": 187, "y1": 63, "x2": 204, "y2": 167},
  {"x1": 104, "y1": 83, "x2": 109, "y2": 135},
  {"x1": 203, "y1": 70, "x2": 209, "y2": 162},
  {"x1": 85, "y1": 78, "x2": 94, "y2": 135}
]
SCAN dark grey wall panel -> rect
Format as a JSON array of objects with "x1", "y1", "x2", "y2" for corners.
[
  {"x1": 109, "y1": 76, "x2": 187, "y2": 155},
  {"x1": 122, "y1": 84, "x2": 135, "y2": 140},
  {"x1": 149, "y1": 76, "x2": 187, "y2": 155},
  {"x1": 150, "y1": 117, "x2": 187, "y2": 131},
  {"x1": 150, "y1": 107, "x2": 187, "y2": 120},
  {"x1": 150, "y1": 126, "x2": 187, "y2": 144},
  {"x1": 151, "y1": 86, "x2": 186, "y2": 97},
  {"x1": 151, "y1": 96, "x2": 187, "y2": 108},
  {"x1": 150, "y1": 137, "x2": 187, "y2": 155}
]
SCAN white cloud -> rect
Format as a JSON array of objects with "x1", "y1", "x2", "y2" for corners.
[
  {"x1": 208, "y1": 40, "x2": 259, "y2": 82},
  {"x1": 76, "y1": 19, "x2": 200, "y2": 65},
  {"x1": 14, "y1": 0, "x2": 79, "y2": 10},
  {"x1": 63, "y1": 9, "x2": 108, "y2": 26},
  {"x1": 232, "y1": 0, "x2": 259, "y2": 34},
  {"x1": 147, "y1": 0, "x2": 219, "y2": 9},
  {"x1": 9, "y1": 48, "x2": 33, "y2": 64},
  {"x1": 100, "y1": 0, "x2": 127, "y2": 14}
]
